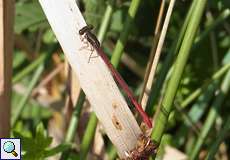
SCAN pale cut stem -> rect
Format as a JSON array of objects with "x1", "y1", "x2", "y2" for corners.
[
  {"x1": 139, "y1": 0, "x2": 166, "y2": 105},
  {"x1": 39, "y1": 0, "x2": 142, "y2": 158},
  {"x1": 141, "y1": 0, "x2": 176, "y2": 109}
]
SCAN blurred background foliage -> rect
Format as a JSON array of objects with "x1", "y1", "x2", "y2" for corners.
[{"x1": 11, "y1": 0, "x2": 230, "y2": 159}]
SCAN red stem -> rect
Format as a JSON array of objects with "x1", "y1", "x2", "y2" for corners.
[{"x1": 96, "y1": 48, "x2": 152, "y2": 128}]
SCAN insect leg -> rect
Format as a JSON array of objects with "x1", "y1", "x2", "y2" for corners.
[
  {"x1": 87, "y1": 44, "x2": 95, "y2": 63},
  {"x1": 78, "y1": 34, "x2": 91, "y2": 50},
  {"x1": 88, "y1": 49, "x2": 99, "y2": 63},
  {"x1": 78, "y1": 35, "x2": 99, "y2": 63}
]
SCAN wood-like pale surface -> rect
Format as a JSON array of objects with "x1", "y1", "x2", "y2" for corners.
[
  {"x1": 39, "y1": 0, "x2": 142, "y2": 158},
  {"x1": 0, "y1": 0, "x2": 14, "y2": 137}
]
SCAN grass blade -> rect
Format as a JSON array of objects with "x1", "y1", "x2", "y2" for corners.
[{"x1": 151, "y1": 0, "x2": 208, "y2": 148}]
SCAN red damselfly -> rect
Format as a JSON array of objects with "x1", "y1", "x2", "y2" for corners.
[{"x1": 79, "y1": 25, "x2": 152, "y2": 128}]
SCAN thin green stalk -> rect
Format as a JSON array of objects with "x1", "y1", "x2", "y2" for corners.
[
  {"x1": 181, "y1": 62, "x2": 230, "y2": 108},
  {"x1": 60, "y1": 92, "x2": 85, "y2": 159},
  {"x1": 146, "y1": 4, "x2": 229, "y2": 116},
  {"x1": 194, "y1": 9, "x2": 230, "y2": 46},
  {"x1": 151, "y1": 0, "x2": 208, "y2": 148},
  {"x1": 190, "y1": 70, "x2": 230, "y2": 160},
  {"x1": 205, "y1": 117, "x2": 230, "y2": 160},
  {"x1": 80, "y1": 113, "x2": 98, "y2": 159},
  {"x1": 97, "y1": 1, "x2": 114, "y2": 43},
  {"x1": 11, "y1": 64, "x2": 44, "y2": 126},
  {"x1": 107, "y1": 144, "x2": 117, "y2": 160},
  {"x1": 44, "y1": 143, "x2": 72, "y2": 158},
  {"x1": 111, "y1": 0, "x2": 141, "y2": 66},
  {"x1": 174, "y1": 82, "x2": 218, "y2": 147},
  {"x1": 174, "y1": 50, "x2": 230, "y2": 148},
  {"x1": 12, "y1": 53, "x2": 48, "y2": 83},
  {"x1": 65, "y1": 91, "x2": 86, "y2": 143},
  {"x1": 187, "y1": 82, "x2": 219, "y2": 126},
  {"x1": 146, "y1": 0, "x2": 197, "y2": 115}
]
